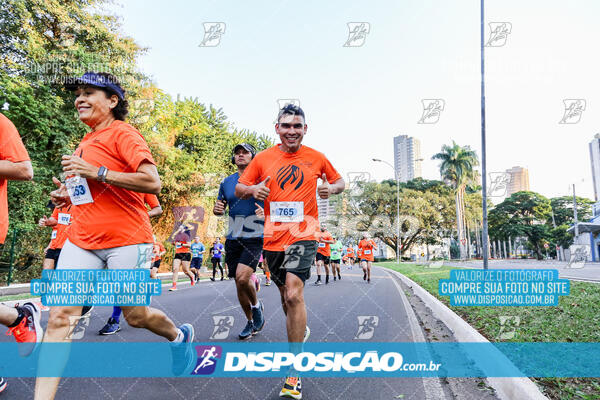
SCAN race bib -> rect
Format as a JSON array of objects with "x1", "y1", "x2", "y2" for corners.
[
  {"x1": 270, "y1": 201, "x2": 304, "y2": 223},
  {"x1": 57, "y1": 213, "x2": 71, "y2": 225},
  {"x1": 66, "y1": 176, "x2": 93, "y2": 206},
  {"x1": 318, "y1": 243, "x2": 326, "y2": 248},
  {"x1": 364, "y1": 250, "x2": 371, "y2": 255},
  {"x1": 51, "y1": 230, "x2": 57, "y2": 240}
]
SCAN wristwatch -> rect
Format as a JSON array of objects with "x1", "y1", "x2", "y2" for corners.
[{"x1": 97, "y1": 166, "x2": 108, "y2": 182}]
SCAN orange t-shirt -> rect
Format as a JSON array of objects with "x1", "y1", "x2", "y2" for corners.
[
  {"x1": 357, "y1": 248, "x2": 363, "y2": 258},
  {"x1": 152, "y1": 241, "x2": 165, "y2": 262},
  {"x1": 346, "y1": 247, "x2": 355, "y2": 258},
  {"x1": 238, "y1": 144, "x2": 341, "y2": 252},
  {"x1": 49, "y1": 205, "x2": 73, "y2": 249},
  {"x1": 317, "y1": 231, "x2": 333, "y2": 257},
  {"x1": 174, "y1": 231, "x2": 191, "y2": 254},
  {"x1": 359, "y1": 239, "x2": 377, "y2": 262},
  {"x1": 67, "y1": 120, "x2": 156, "y2": 249},
  {"x1": 0, "y1": 114, "x2": 30, "y2": 244}
]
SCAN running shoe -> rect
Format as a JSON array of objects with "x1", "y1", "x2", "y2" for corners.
[
  {"x1": 251, "y1": 301, "x2": 265, "y2": 332},
  {"x1": 313, "y1": 280, "x2": 322, "y2": 286},
  {"x1": 325, "y1": 276, "x2": 329, "y2": 284},
  {"x1": 6, "y1": 302, "x2": 43, "y2": 357},
  {"x1": 81, "y1": 305, "x2": 94, "y2": 317},
  {"x1": 170, "y1": 324, "x2": 195, "y2": 376},
  {"x1": 303, "y1": 326, "x2": 310, "y2": 343},
  {"x1": 265, "y1": 279, "x2": 272, "y2": 286},
  {"x1": 333, "y1": 276, "x2": 336, "y2": 281},
  {"x1": 98, "y1": 317, "x2": 121, "y2": 335},
  {"x1": 279, "y1": 376, "x2": 302, "y2": 399},
  {"x1": 169, "y1": 286, "x2": 177, "y2": 291},
  {"x1": 210, "y1": 277, "x2": 215, "y2": 282},
  {"x1": 338, "y1": 274, "x2": 341, "y2": 280},
  {"x1": 0, "y1": 377, "x2": 6, "y2": 394},
  {"x1": 190, "y1": 278, "x2": 195, "y2": 286},
  {"x1": 367, "y1": 278, "x2": 370, "y2": 283},
  {"x1": 239, "y1": 320, "x2": 254, "y2": 340}
]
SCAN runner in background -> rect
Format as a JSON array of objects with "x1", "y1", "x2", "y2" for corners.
[
  {"x1": 259, "y1": 252, "x2": 272, "y2": 286},
  {"x1": 330, "y1": 236, "x2": 343, "y2": 281},
  {"x1": 170, "y1": 228, "x2": 193, "y2": 291},
  {"x1": 190, "y1": 236, "x2": 206, "y2": 282},
  {"x1": 38, "y1": 203, "x2": 72, "y2": 270},
  {"x1": 358, "y1": 234, "x2": 377, "y2": 283},
  {"x1": 210, "y1": 237, "x2": 225, "y2": 281},
  {"x1": 214, "y1": 143, "x2": 265, "y2": 340},
  {"x1": 345, "y1": 244, "x2": 355, "y2": 269},
  {"x1": 315, "y1": 226, "x2": 334, "y2": 285},
  {"x1": 236, "y1": 104, "x2": 345, "y2": 399},
  {"x1": 150, "y1": 235, "x2": 166, "y2": 279},
  {"x1": 0, "y1": 112, "x2": 40, "y2": 395},
  {"x1": 100, "y1": 193, "x2": 162, "y2": 334},
  {"x1": 36, "y1": 73, "x2": 194, "y2": 400}
]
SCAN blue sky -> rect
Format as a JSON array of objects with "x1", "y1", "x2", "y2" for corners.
[{"x1": 109, "y1": 0, "x2": 600, "y2": 200}]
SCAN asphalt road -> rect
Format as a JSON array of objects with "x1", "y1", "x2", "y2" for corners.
[{"x1": 1, "y1": 265, "x2": 491, "y2": 400}]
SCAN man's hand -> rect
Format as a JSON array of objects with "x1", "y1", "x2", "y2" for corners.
[
  {"x1": 317, "y1": 173, "x2": 330, "y2": 199},
  {"x1": 252, "y1": 176, "x2": 271, "y2": 201},
  {"x1": 50, "y1": 177, "x2": 71, "y2": 208},
  {"x1": 61, "y1": 155, "x2": 99, "y2": 180},
  {"x1": 213, "y1": 199, "x2": 227, "y2": 216},
  {"x1": 255, "y1": 203, "x2": 265, "y2": 220}
]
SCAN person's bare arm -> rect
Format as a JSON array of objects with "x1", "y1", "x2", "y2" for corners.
[
  {"x1": 0, "y1": 160, "x2": 33, "y2": 181},
  {"x1": 148, "y1": 205, "x2": 163, "y2": 218}
]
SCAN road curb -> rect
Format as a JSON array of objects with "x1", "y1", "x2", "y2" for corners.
[{"x1": 384, "y1": 267, "x2": 549, "y2": 400}]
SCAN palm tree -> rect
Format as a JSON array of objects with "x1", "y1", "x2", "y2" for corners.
[{"x1": 432, "y1": 142, "x2": 479, "y2": 259}]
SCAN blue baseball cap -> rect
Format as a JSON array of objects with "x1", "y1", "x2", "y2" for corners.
[{"x1": 64, "y1": 72, "x2": 125, "y2": 100}]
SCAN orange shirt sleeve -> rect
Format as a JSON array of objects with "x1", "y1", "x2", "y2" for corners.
[
  {"x1": 115, "y1": 128, "x2": 155, "y2": 172},
  {"x1": 238, "y1": 157, "x2": 262, "y2": 186},
  {"x1": 144, "y1": 193, "x2": 160, "y2": 209},
  {"x1": 0, "y1": 114, "x2": 30, "y2": 163},
  {"x1": 320, "y1": 155, "x2": 342, "y2": 184}
]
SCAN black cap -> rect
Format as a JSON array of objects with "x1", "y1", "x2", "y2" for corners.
[{"x1": 233, "y1": 143, "x2": 256, "y2": 157}]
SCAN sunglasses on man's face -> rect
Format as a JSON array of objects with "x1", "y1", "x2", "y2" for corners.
[{"x1": 278, "y1": 123, "x2": 304, "y2": 129}]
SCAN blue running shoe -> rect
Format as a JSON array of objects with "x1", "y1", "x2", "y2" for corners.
[
  {"x1": 251, "y1": 301, "x2": 265, "y2": 333},
  {"x1": 239, "y1": 320, "x2": 254, "y2": 340},
  {"x1": 98, "y1": 318, "x2": 121, "y2": 335},
  {"x1": 171, "y1": 324, "x2": 195, "y2": 376}
]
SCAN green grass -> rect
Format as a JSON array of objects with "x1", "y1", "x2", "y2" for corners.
[{"x1": 377, "y1": 262, "x2": 600, "y2": 400}]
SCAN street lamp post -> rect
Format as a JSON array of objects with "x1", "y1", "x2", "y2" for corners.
[
  {"x1": 373, "y1": 158, "x2": 400, "y2": 264},
  {"x1": 480, "y1": 0, "x2": 489, "y2": 270}
]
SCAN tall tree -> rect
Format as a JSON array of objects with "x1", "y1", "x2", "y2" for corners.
[{"x1": 432, "y1": 142, "x2": 479, "y2": 259}]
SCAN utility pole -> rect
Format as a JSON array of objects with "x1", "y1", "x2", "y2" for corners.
[
  {"x1": 573, "y1": 184, "x2": 579, "y2": 237},
  {"x1": 480, "y1": 0, "x2": 489, "y2": 270}
]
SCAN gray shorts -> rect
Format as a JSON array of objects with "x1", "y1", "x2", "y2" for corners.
[{"x1": 56, "y1": 239, "x2": 153, "y2": 270}]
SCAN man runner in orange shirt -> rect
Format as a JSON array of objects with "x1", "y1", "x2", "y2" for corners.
[
  {"x1": 358, "y1": 234, "x2": 377, "y2": 283},
  {"x1": 236, "y1": 104, "x2": 345, "y2": 399},
  {"x1": 314, "y1": 226, "x2": 334, "y2": 285}
]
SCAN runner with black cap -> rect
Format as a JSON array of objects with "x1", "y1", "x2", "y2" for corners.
[{"x1": 213, "y1": 143, "x2": 266, "y2": 340}]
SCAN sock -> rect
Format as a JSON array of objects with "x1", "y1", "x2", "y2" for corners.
[
  {"x1": 251, "y1": 302, "x2": 260, "y2": 309},
  {"x1": 7, "y1": 307, "x2": 25, "y2": 327},
  {"x1": 173, "y1": 282, "x2": 177, "y2": 288},
  {"x1": 171, "y1": 328, "x2": 184, "y2": 343},
  {"x1": 111, "y1": 306, "x2": 122, "y2": 323},
  {"x1": 266, "y1": 271, "x2": 271, "y2": 280},
  {"x1": 317, "y1": 274, "x2": 321, "y2": 281}
]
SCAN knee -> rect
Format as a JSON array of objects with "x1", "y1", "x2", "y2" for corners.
[
  {"x1": 124, "y1": 310, "x2": 146, "y2": 328},
  {"x1": 284, "y1": 289, "x2": 304, "y2": 308},
  {"x1": 236, "y1": 274, "x2": 250, "y2": 287}
]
